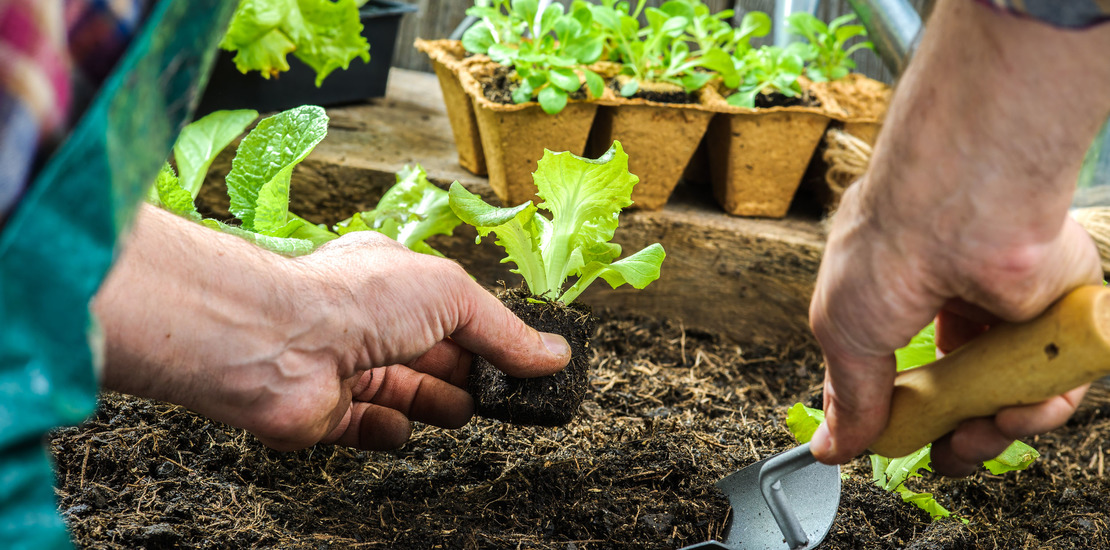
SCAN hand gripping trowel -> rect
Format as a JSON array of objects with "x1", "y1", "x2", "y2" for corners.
[{"x1": 682, "y1": 285, "x2": 1110, "y2": 550}]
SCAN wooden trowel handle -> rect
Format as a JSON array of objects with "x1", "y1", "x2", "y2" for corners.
[{"x1": 869, "y1": 285, "x2": 1110, "y2": 458}]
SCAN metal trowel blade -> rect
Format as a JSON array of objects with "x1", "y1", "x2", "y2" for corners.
[{"x1": 681, "y1": 444, "x2": 841, "y2": 550}]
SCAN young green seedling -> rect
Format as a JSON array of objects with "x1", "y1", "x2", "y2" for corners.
[
  {"x1": 335, "y1": 164, "x2": 463, "y2": 257},
  {"x1": 785, "y1": 12, "x2": 874, "y2": 82},
  {"x1": 448, "y1": 141, "x2": 665, "y2": 303},
  {"x1": 464, "y1": 0, "x2": 606, "y2": 114},
  {"x1": 150, "y1": 107, "x2": 460, "y2": 257}
]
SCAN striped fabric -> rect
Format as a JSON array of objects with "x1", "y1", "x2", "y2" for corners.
[
  {"x1": 0, "y1": 0, "x2": 148, "y2": 225},
  {"x1": 978, "y1": 0, "x2": 1110, "y2": 27}
]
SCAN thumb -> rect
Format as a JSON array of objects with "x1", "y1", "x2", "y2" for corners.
[
  {"x1": 449, "y1": 282, "x2": 572, "y2": 378},
  {"x1": 809, "y1": 349, "x2": 897, "y2": 464},
  {"x1": 808, "y1": 254, "x2": 938, "y2": 464}
]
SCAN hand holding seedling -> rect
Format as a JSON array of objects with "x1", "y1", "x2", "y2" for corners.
[
  {"x1": 92, "y1": 205, "x2": 571, "y2": 452},
  {"x1": 809, "y1": 0, "x2": 1110, "y2": 476}
]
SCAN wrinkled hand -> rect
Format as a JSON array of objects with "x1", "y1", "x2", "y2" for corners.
[
  {"x1": 95, "y1": 206, "x2": 570, "y2": 452},
  {"x1": 810, "y1": 182, "x2": 1100, "y2": 476},
  {"x1": 808, "y1": 0, "x2": 1110, "y2": 475}
]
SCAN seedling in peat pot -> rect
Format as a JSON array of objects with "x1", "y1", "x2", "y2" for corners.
[
  {"x1": 463, "y1": 0, "x2": 606, "y2": 114},
  {"x1": 449, "y1": 141, "x2": 665, "y2": 425}
]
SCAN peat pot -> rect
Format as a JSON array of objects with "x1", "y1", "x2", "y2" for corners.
[
  {"x1": 414, "y1": 38, "x2": 487, "y2": 176},
  {"x1": 459, "y1": 62, "x2": 599, "y2": 207},
  {"x1": 586, "y1": 80, "x2": 715, "y2": 211},
  {"x1": 703, "y1": 84, "x2": 835, "y2": 218}
]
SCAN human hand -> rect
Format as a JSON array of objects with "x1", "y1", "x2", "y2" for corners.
[
  {"x1": 808, "y1": 0, "x2": 1110, "y2": 475},
  {"x1": 95, "y1": 206, "x2": 571, "y2": 452}
]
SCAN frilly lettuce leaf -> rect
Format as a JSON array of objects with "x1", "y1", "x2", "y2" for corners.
[
  {"x1": 336, "y1": 165, "x2": 463, "y2": 257},
  {"x1": 448, "y1": 141, "x2": 665, "y2": 303},
  {"x1": 895, "y1": 322, "x2": 937, "y2": 372},
  {"x1": 220, "y1": 0, "x2": 370, "y2": 86}
]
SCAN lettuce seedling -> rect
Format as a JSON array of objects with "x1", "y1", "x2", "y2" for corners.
[
  {"x1": 220, "y1": 0, "x2": 371, "y2": 86},
  {"x1": 785, "y1": 323, "x2": 1039, "y2": 521},
  {"x1": 464, "y1": 0, "x2": 606, "y2": 115},
  {"x1": 151, "y1": 107, "x2": 463, "y2": 258},
  {"x1": 462, "y1": 0, "x2": 527, "y2": 53},
  {"x1": 587, "y1": 0, "x2": 717, "y2": 97},
  {"x1": 148, "y1": 106, "x2": 338, "y2": 256},
  {"x1": 785, "y1": 12, "x2": 874, "y2": 82},
  {"x1": 724, "y1": 44, "x2": 806, "y2": 108},
  {"x1": 448, "y1": 141, "x2": 665, "y2": 304},
  {"x1": 684, "y1": 6, "x2": 769, "y2": 57},
  {"x1": 335, "y1": 164, "x2": 463, "y2": 257}
]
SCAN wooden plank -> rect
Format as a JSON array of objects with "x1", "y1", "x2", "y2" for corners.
[{"x1": 283, "y1": 68, "x2": 826, "y2": 346}]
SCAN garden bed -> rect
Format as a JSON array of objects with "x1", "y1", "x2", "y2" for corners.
[
  {"x1": 48, "y1": 68, "x2": 1110, "y2": 550},
  {"x1": 50, "y1": 310, "x2": 1110, "y2": 549}
]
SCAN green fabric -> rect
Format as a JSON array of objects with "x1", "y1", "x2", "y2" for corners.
[{"x1": 0, "y1": 0, "x2": 235, "y2": 547}]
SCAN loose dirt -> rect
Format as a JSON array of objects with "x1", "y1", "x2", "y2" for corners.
[{"x1": 50, "y1": 311, "x2": 1110, "y2": 549}]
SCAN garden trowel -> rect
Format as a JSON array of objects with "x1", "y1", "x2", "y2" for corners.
[{"x1": 682, "y1": 284, "x2": 1110, "y2": 550}]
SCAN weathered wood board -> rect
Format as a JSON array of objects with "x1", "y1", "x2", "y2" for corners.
[{"x1": 202, "y1": 69, "x2": 829, "y2": 346}]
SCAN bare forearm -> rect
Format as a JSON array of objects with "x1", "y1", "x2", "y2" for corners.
[
  {"x1": 92, "y1": 205, "x2": 311, "y2": 408},
  {"x1": 868, "y1": 0, "x2": 1110, "y2": 249}
]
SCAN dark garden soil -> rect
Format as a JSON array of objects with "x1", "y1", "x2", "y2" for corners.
[
  {"x1": 608, "y1": 78, "x2": 697, "y2": 105},
  {"x1": 753, "y1": 91, "x2": 820, "y2": 109},
  {"x1": 50, "y1": 310, "x2": 1110, "y2": 549},
  {"x1": 479, "y1": 64, "x2": 589, "y2": 105},
  {"x1": 469, "y1": 288, "x2": 596, "y2": 426}
]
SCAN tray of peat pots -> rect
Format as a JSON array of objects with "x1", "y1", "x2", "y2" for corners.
[
  {"x1": 695, "y1": 8, "x2": 902, "y2": 219},
  {"x1": 576, "y1": 0, "x2": 754, "y2": 212}
]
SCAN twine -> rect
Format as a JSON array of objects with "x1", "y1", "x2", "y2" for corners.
[
  {"x1": 1070, "y1": 207, "x2": 1110, "y2": 275},
  {"x1": 822, "y1": 128, "x2": 873, "y2": 210}
]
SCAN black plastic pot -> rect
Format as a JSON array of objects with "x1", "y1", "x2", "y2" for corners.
[{"x1": 196, "y1": 0, "x2": 418, "y2": 115}]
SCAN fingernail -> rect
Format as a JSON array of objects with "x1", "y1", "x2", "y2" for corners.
[{"x1": 541, "y1": 332, "x2": 570, "y2": 358}]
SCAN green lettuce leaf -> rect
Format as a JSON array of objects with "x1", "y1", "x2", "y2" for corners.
[
  {"x1": 150, "y1": 163, "x2": 201, "y2": 221},
  {"x1": 785, "y1": 402, "x2": 824, "y2": 444},
  {"x1": 220, "y1": 0, "x2": 370, "y2": 86},
  {"x1": 448, "y1": 141, "x2": 665, "y2": 303},
  {"x1": 173, "y1": 109, "x2": 258, "y2": 198},
  {"x1": 533, "y1": 142, "x2": 641, "y2": 295},
  {"x1": 295, "y1": 0, "x2": 372, "y2": 86},
  {"x1": 984, "y1": 440, "x2": 1040, "y2": 474},
  {"x1": 449, "y1": 183, "x2": 548, "y2": 290},
  {"x1": 199, "y1": 219, "x2": 315, "y2": 257},
  {"x1": 336, "y1": 165, "x2": 463, "y2": 257},
  {"x1": 895, "y1": 323, "x2": 937, "y2": 372},
  {"x1": 225, "y1": 105, "x2": 328, "y2": 232}
]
